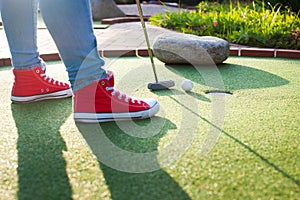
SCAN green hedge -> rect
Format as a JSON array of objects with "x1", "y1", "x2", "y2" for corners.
[
  {"x1": 150, "y1": 1, "x2": 300, "y2": 49},
  {"x1": 255, "y1": 0, "x2": 300, "y2": 13}
]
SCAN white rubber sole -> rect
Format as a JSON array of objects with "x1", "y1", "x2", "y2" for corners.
[
  {"x1": 74, "y1": 101, "x2": 160, "y2": 123},
  {"x1": 11, "y1": 88, "x2": 73, "y2": 103}
]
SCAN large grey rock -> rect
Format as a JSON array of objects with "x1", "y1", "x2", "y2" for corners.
[{"x1": 153, "y1": 32, "x2": 230, "y2": 65}]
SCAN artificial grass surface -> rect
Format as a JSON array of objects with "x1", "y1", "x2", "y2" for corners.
[{"x1": 0, "y1": 57, "x2": 299, "y2": 199}]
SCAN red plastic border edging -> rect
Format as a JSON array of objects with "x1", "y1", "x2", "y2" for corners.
[
  {"x1": 229, "y1": 47, "x2": 300, "y2": 59},
  {"x1": 0, "y1": 47, "x2": 299, "y2": 67}
]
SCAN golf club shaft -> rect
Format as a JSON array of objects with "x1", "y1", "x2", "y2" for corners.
[{"x1": 135, "y1": 0, "x2": 159, "y2": 83}]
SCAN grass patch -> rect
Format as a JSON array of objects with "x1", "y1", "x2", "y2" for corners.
[{"x1": 0, "y1": 57, "x2": 299, "y2": 199}]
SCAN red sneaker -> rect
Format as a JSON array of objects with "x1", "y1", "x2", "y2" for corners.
[
  {"x1": 73, "y1": 71, "x2": 159, "y2": 123},
  {"x1": 11, "y1": 66, "x2": 72, "y2": 103}
]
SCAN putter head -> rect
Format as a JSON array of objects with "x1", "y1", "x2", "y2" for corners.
[{"x1": 147, "y1": 80, "x2": 175, "y2": 91}]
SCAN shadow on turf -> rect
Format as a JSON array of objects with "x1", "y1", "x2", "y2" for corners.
[
  {"x1": 151, "y1": 87, "x2": 211, "y2": 103},
  {"x1": 11, "y1": 98, "x2": 73, "y2": 200},
  {"x1": 162, "y1": 63, "x2": 299, "y2": 186},
  {"x1": 76, "y1": 118, "x2": 192, "y2": 200},
  {"x1": 168, "y1": 96, "x2": 300, "y2": 187},
  {"x1": 165, "y1": 63, "x2": 289, "y2": 91}
]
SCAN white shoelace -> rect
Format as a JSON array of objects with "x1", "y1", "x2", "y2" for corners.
[
  {"x1": 106, "y1": 87, "x2": 141, "y2": 104},
  {"x1": 40, "y1": 73, "x2": 65, "y2": 86},
  {"x1": 39, "y1": 62, "x2": 66, "y2": 86}
]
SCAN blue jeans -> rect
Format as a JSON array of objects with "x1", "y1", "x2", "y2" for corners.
[{"x1": 0, "y1": 0, "x2": 106, "y2": 91}]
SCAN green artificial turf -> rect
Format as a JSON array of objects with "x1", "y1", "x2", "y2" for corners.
[{"x1": 0, "y1": 57, "x2": 299, "y2": 200}]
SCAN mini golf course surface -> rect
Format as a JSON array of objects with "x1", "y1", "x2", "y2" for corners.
[{"x1": 0, "y1": 56, "x2": 299, "y2": 199}]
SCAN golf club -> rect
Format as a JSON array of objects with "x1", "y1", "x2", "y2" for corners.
[{"x1": 135, "y1": 0, "x2": 175, "y2": 90}]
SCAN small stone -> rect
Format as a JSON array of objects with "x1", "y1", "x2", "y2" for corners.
[{"x1": 153, "y1": 32, "x2": 230, "y2": 65}]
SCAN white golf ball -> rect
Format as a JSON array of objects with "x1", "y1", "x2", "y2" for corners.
[{"x1": 181, "y1": 79, "x2": 193, "y2": 92}]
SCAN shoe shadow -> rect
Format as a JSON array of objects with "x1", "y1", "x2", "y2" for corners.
[
  {"x1": 11, "y1": 99, "x2": 73, "y2": 200},
  {"x1": 75, "y1": 118, "x2": 191, "y2": 200}
]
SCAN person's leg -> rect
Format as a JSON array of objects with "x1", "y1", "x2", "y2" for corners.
[
  {"x1": 0, "y1": 0, "x2": 42, "y2": 69},
  {"x1": 39, "y1": 0, "x2": 159, "y2": 122},
  {"x1": 39, "y1": 0, "x2": 105, "y2": 91},
  {"x1": 0, "y1": 0, "x2": 72, "y2": 103},
  {"x1": 0, "y1": 0, "x2": 158, "y2": 120}
]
